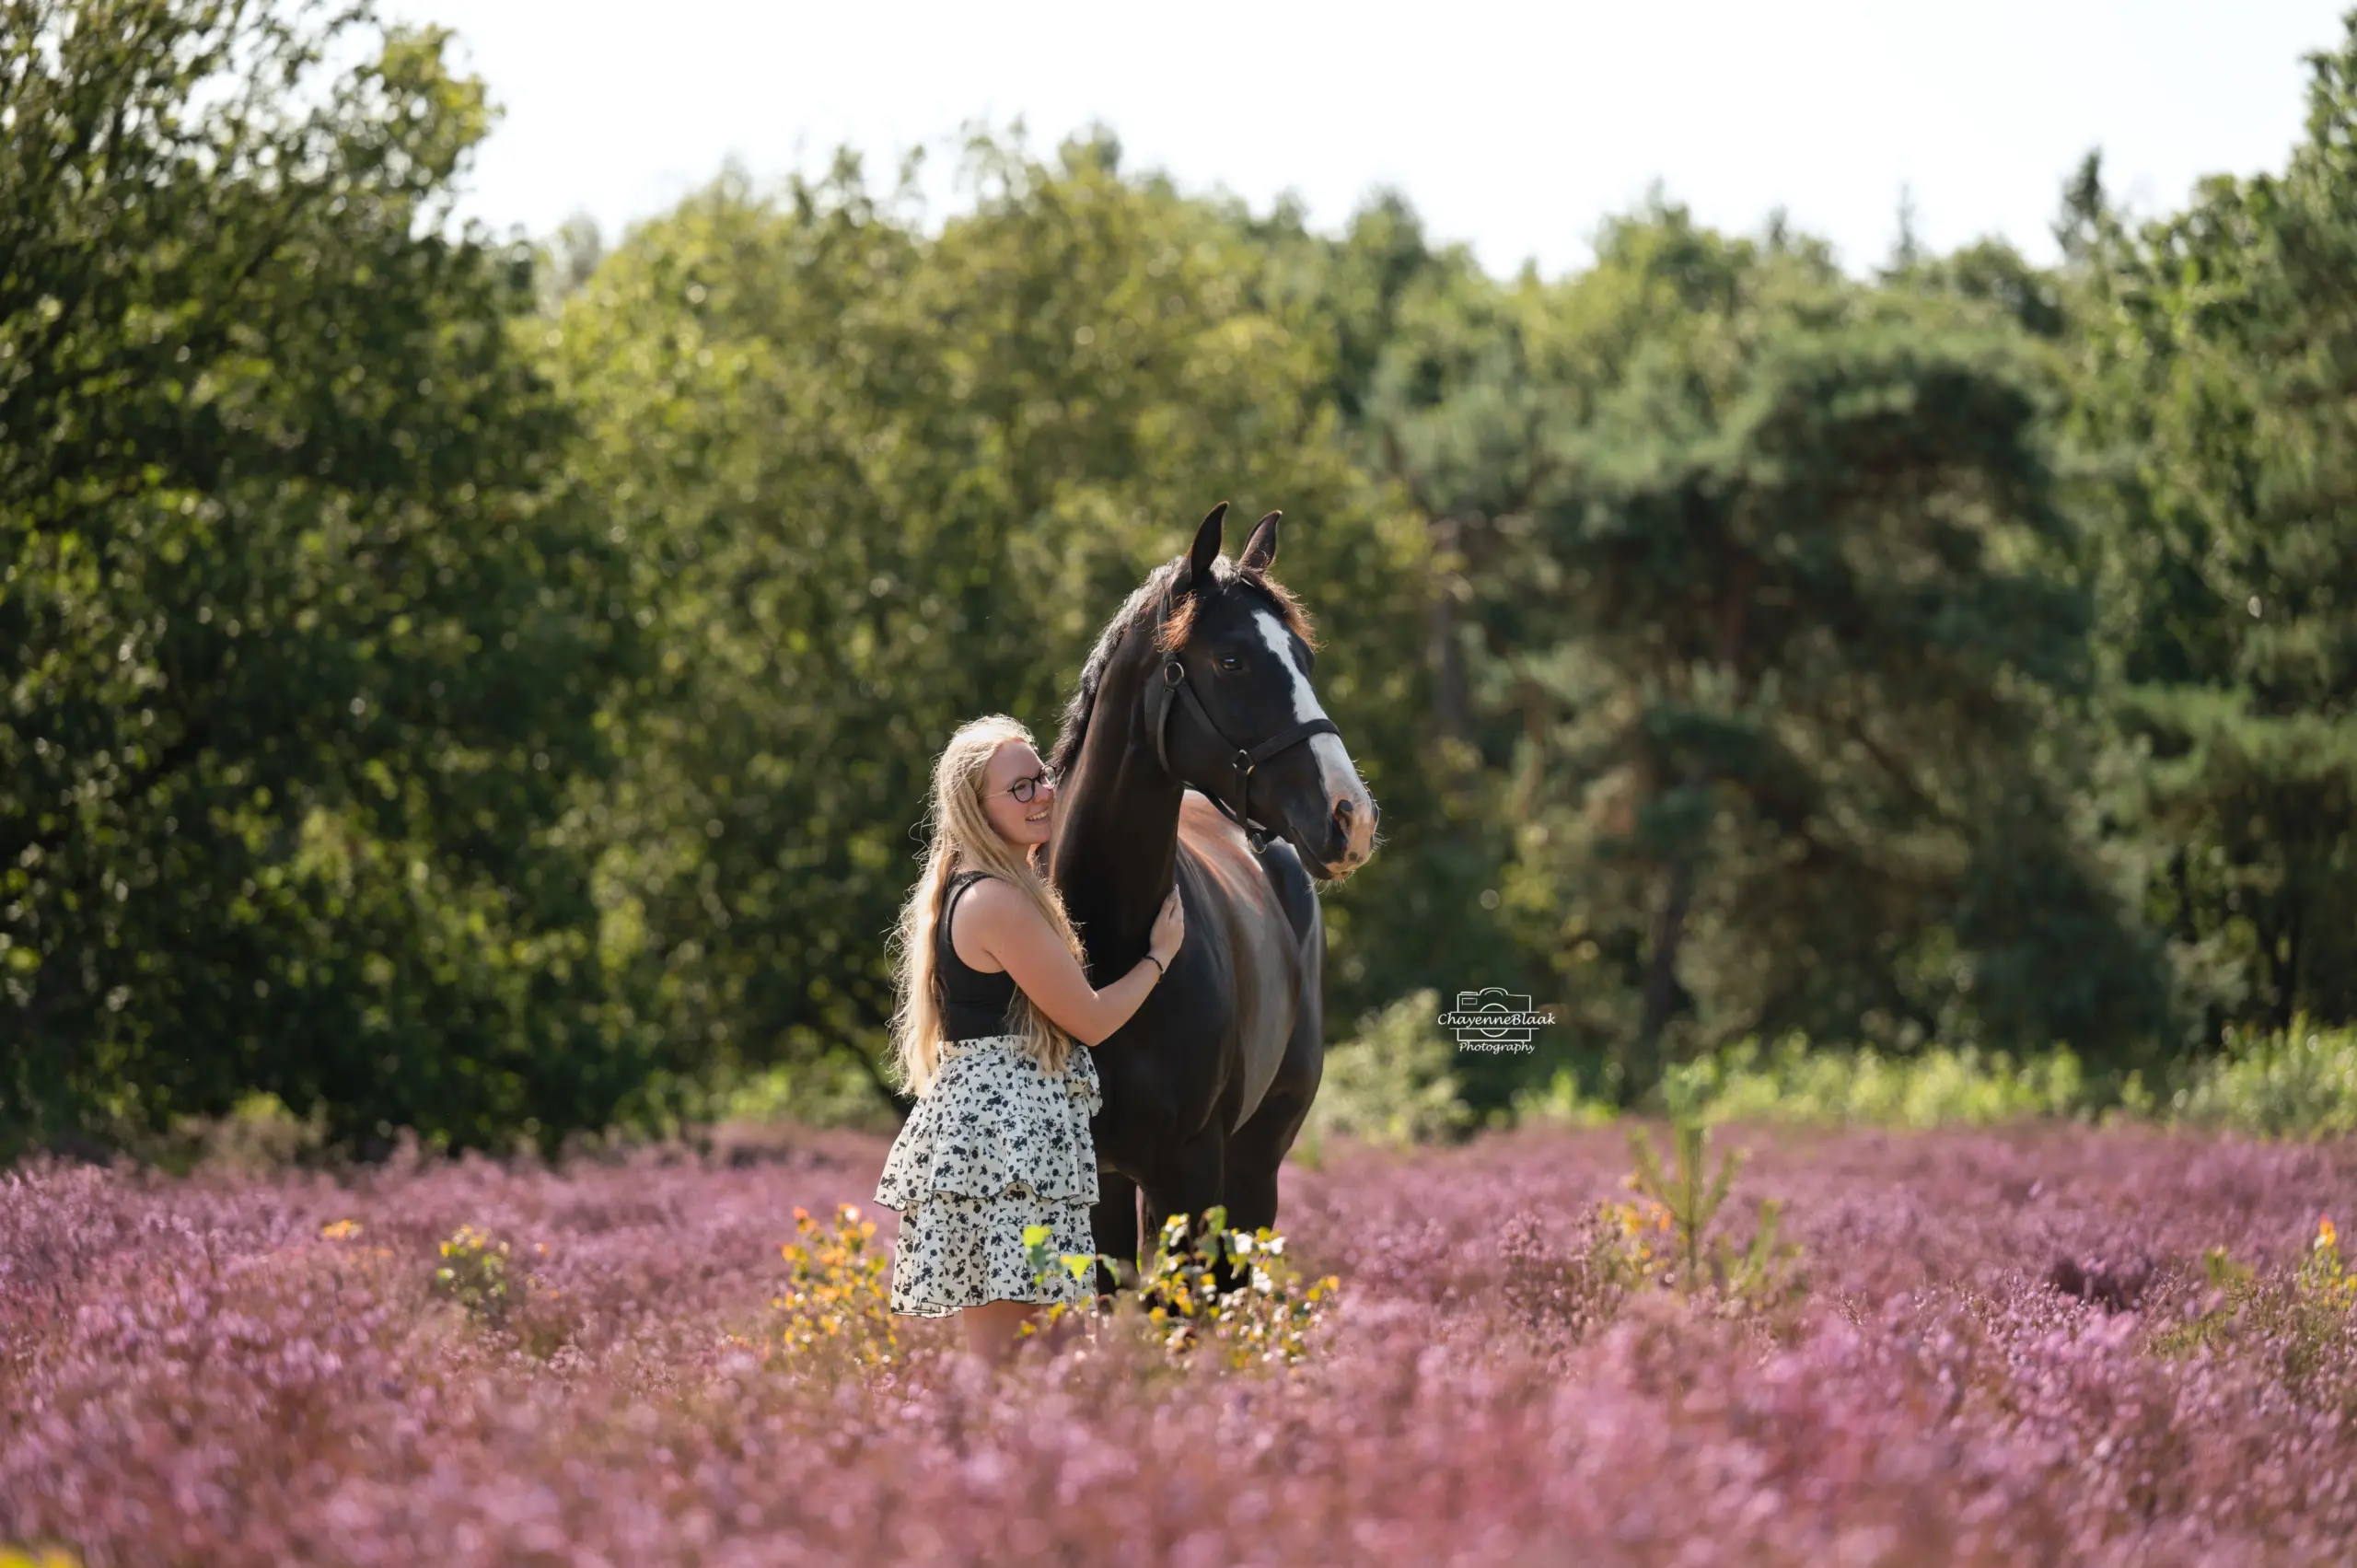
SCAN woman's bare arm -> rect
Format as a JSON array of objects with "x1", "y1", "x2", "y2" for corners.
[{"x1": 957, "y1": 878, "x2": 1174, "y2": 1048}]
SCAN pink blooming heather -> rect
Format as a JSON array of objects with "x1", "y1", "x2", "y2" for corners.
[{"x1": 5, "y1": 1120, "x2": 2357, "y2": 1566}]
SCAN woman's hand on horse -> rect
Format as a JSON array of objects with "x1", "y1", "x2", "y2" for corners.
[
  {"x1": 1151, "y1": 886, "x2": 1184, "y2": 967},
  {"x1": 962, "y1": 877, "x2": 1169, "y2": 1047}
]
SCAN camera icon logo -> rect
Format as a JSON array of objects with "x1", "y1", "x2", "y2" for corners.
[{"x1": 1436, "y1": 987, "x2": 1550, "y2": 1051}]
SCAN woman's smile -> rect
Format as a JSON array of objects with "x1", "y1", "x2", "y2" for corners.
[{"x1": 980, "y1": 741, "x2": 1057, "y2": 845}]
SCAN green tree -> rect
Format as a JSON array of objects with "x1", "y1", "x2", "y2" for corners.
[
  {"x1": 1257, "y1": 195, "x2": 1597, "y2": 1109},
  {"x1": 2066, "y1": 15, "x2": 2357, "y2": 1037},
  {"x1": 552, "y1": 134, "x2": 1430, "y2": 1106},
  {"x1": 1340, "y1": 201, "x2": 2165, "y2": 1095},
  {"x1": 0, "y1": 0, "x2": 637, "y2": 1156}
]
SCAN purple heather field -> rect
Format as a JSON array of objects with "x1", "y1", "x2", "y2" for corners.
[{"x1": 6, "y1": 1121, "x2": 2357, "y2": 1567}]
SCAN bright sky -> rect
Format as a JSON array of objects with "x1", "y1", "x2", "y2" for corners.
[{"x1": 381, "y1": 0, "x2": 2353, "y2": 279}]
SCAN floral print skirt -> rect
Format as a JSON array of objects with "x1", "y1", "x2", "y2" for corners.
[{"x1": 872, "y1": 1033, "x2": 1104, "y2": 1318}]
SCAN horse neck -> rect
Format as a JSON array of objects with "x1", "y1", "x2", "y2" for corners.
[{"x1": 1050, "y1": 632, "x2": 1183, "y2": 974}]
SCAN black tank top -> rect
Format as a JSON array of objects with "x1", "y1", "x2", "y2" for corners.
[{"x1": 936, "y1": 868, "x2": 1022, "y2": 1040}]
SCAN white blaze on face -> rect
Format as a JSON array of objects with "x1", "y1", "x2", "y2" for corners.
[{"x1": 1253, "y1": 610, "x2": 1377, "y2": 869}]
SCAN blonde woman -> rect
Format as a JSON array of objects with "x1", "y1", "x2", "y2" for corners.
[{"x1": 873, "y1": 714, "x2": 1185, "y2": 1363}]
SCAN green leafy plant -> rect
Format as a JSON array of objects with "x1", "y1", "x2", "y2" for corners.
[
  {"x1": 1294, "y1": 990, "x2": 1476, "y2": 1160},
  {"x1": 1020, "y1": 1206, "x2": 1341, "y2": 1370},
  {"x1": 769, "y1": 1203, "x2": 898, "y2": 1369},
  {"x1": 423, "y1": 1222, "x2": 575, "y2": 1354},
  {"x1": 1021, "y1": 1224, "x2": 1123, "y2": 1299},
  {"x1": 1601, "y1": 1121, "x2": 1803, "y2": 1308},
  {"x1": 1657, "y1": 1035, "x2": 2094, "y2": 1130},
  {"x1": 2149, "y1": 1245, "x2": 2260, "y2": 1358},
  {"x1": 1014, "y1": 1223, "x2": 1127, "y2": 1352},
  {"x1": 182, "y1": 1091, "x2": 331, "y2": 1177},
  {"x1": 0, "y1": 1549, "x2": 79, "y2": 1568},
  {"x1": 1510, "y1": 1066, "x2": 1620, "y2": 1128},
  {"x1": 2301, "y1": 1215, "x2": 2357, "y2": 1307},
  {"x1": 1130, "y1": 1207, "x2": 1341, "y2": 1369},
  {"x1": 2148, "y1": 1217, "x2": 2355, "y2": 1373},
  {"x1": 2165, "y1": 1022, "x2": 2357, "y2": 1140},
  {"x1": 431, "y1": 1224, "x2": 514, "y2": 1324}
]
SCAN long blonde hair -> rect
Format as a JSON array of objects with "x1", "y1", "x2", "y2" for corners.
[{"x1": 887, "y1": 714, "x2": 1089, "y2": 1098}]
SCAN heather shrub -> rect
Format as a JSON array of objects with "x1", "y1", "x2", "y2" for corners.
[
  {"x1": 2147, "y1": 1244, "x2": 2262, "y2": 1360},
  {"x1": 1294, "y1": 989, "x2": 1475, "y2": 1165},
  {"x1": 1497, "y1": 1204, "x2": 1628, "y2": 1342},
  {"x1": 11, "y1": 1123, "x2": 2357, "y2": 1565}
]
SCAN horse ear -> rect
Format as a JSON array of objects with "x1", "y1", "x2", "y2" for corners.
[
  {"x1": 1238, "y1": 510, "x2": 1281, "y2": 575},
  {"x1": 1185, "y1": 502, "x2": 1227, "y2": 590}
]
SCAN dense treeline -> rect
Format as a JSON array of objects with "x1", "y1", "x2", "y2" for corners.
[
  {"x1": 1, "y1": 1, "x2": 641, "y2": 1156},
  {"x1": 6, "y1": 0, "x2": 2354, "y2": 1156}
]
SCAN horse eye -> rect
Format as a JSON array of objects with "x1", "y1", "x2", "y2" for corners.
[{"x1": 1216, "y1": 655, "x2": 1243, "y2": 673}]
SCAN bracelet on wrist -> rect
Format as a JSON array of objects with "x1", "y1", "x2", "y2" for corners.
[{"x1": 1144, "y1": 952, "x2": 1166, "y2": 980}]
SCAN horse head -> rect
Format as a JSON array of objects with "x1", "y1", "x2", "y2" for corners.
[{"x1": 1143, "y1": 502, "x2": 1379, "y2": 880}]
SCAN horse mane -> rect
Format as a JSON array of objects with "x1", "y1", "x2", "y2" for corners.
[
  {"x1": 1046, "y1": 557, "x2": 1190, "y2": 782},
  {"x1": 1046, "y1": 552, "x2": 1321, "y2": 782}
]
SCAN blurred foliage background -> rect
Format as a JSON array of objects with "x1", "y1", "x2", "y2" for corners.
[{"x1": 7, "y1": 0, "x2": 2357, "y2": 1158}]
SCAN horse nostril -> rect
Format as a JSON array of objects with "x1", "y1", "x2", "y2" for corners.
[
  {"x1": 1330, "y1": 797, "x2": 1375, "y2": 865},
  {"x1": 1329, "y1": 799, "x2": 1361, "y2": 863}
]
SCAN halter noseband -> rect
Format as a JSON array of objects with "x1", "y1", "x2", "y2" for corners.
[{"x1": 1140, "y1": 583, "x2": 1340, "y2": 853}]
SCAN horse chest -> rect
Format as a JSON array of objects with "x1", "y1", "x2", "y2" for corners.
[
  {"x1": 1223, "y1": 911, "x2": 1299, "y2": 1132},
  {"x1": 1088, "y1": 920, "x2": 1299, "y2": 1149}
]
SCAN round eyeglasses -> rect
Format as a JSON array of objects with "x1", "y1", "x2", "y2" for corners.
[{"x1": 993, "y1": 768, "x2": 1056, "y2": 805}]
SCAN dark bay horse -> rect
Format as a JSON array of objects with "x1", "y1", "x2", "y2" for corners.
[{"x1": 1044, "y1": 503, "x2": 1379, "y2": 1295}]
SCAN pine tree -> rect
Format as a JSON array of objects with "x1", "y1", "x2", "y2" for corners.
[{"x1": 2069, "y1": 17, "x2": 2357, "y2": 1037}]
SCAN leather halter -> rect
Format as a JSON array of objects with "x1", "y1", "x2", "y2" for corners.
[{"x1": 1141, "y1": 583, "x2": 1341, "y2": 854}]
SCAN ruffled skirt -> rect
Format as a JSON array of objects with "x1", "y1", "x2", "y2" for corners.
[{"x1": 873, "y1": 1033, "x2": 1104, "y2": 1317}]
